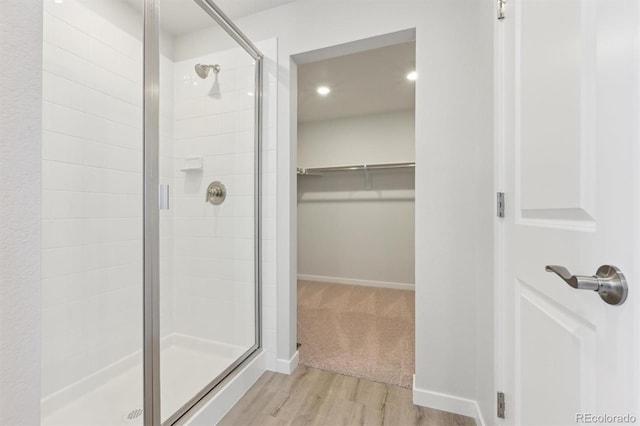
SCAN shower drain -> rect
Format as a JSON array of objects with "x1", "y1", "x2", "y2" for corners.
[{"x1": 123, "y1": 408, "x2": 143, "y2": 423}]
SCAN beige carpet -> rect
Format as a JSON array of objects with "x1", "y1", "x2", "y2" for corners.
[{"x1": 297, "y1": 280, "x2": 415, "y2": 388}]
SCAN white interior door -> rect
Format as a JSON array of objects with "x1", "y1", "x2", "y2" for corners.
[{"x1": 499, "y1": 0, "x2": 639, "y2": 424}]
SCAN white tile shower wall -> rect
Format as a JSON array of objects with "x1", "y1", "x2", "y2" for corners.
[
  {"x1": 172, "y1": 44, "x2": 267, "y2": 353},
  {"x1": 41, "y1": 0, "x2": 175, "y2": 398},
  {"x1": 257, "y1": 39, "x2": 279, "y2": 372}
]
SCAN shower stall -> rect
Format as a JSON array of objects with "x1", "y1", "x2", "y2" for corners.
[{"x1": 41, "y1": 0, "x2": 262, "y2": 424}]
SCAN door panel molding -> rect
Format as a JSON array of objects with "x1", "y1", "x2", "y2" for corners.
[
  {"x1": 514, "y1": 0, "x2": 597, "y2": 231},
  {"x1": 515, "y1": 280, "x2": 597, "y2": 426}
]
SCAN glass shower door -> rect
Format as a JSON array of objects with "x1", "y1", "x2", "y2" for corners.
[
  {"x1": 156, "y1": 0, "x2": 261, "y2": 422},
  {"x1": 40, "y1": 0, "x2": 261, "y2": 423}
]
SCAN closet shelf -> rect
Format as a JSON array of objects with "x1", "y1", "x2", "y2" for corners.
[
  {"x1": 296, "y1": 161, "x2": 415, "y2": 176},
  {"x1": 297, "y1": 161, "x2": 415, "y2": 191}
]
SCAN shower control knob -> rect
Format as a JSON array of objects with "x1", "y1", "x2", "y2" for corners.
[{"x1": 206, "y1": 181, "x2": 226, "y2": 205}]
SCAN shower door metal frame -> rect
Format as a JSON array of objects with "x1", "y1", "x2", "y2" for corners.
[
  {"x1": 143, "y1": 1, "x2": 264, "y2": 424},
  {"x1": 143, "y1": 0, "x2": 161, "y2": 424}
]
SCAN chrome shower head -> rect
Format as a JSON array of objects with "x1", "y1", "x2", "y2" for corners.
[{"x1": 195, "y1": 64, "x2": 220, "y2": 79}]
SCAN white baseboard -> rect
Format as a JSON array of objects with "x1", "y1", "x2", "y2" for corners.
[
  {"x1": 275, "y1": 350, "x2": 299, "y2": 374},
  {"x1": 412, "y1": 375, "x2": 485, "y2": 426},
  {"x1": 475, "y1": 404, "x2": 486, "y2": 426},
  {"x1": 297, "y1": 274, "x2": 414, "y2": 291},
  {"x1": 186, "y1": 350, "x2": 266, "y2": 425}
]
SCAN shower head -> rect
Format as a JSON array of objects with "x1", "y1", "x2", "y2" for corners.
[{"x1": 195, "y1": 64, "x2": 221, "y2": 79}]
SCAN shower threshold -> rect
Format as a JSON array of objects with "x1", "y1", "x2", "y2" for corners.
[{"x1": 42, "y1": 334, "x2": 246, "y2": 425}]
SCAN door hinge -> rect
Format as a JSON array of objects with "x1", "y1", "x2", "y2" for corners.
[
  {"x1": 498, "y1": 0, "x2": 506, "y2": 20},
  {"x1": 497, "y1": 391, "x2": 505, "y2": 419},
  {"x1": 497, "y1": 192, "x2": 505, "y2": 218}
]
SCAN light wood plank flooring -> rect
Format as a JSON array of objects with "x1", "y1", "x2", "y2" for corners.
[{"x1": 219, "y1": 366, "x2": 476, "y2": 426}]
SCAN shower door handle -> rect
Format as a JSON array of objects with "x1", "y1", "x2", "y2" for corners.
[
  {"x1": 159, "y1": 184, "x2": 169, "y2": 210},
  {"x1": 545, "y1": 264, "x2": 628, "y2": 306}
]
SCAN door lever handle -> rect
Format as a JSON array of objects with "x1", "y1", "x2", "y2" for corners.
[
  {"x1": 544, "y1": 265, "x2": 600, "y2": 290},
  {"x1": 545, "y1": 265, "x2": 628, "y2": 306}
]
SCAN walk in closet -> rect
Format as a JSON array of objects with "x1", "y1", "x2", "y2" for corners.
[{"x1": 295, "y1": 40, "x2": 416, "y2": 388}]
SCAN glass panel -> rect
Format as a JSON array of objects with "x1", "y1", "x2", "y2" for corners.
[
  {"x1": 40, "y1": 0, "x2": 144, "y2": 424},
  {"x1": 157, "y1": 1, "x2": 258, "y2": 421}
]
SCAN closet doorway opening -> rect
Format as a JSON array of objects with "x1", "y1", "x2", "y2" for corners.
[{"x1": 295, "y1": 36, "x2": 416, "y2": 388}]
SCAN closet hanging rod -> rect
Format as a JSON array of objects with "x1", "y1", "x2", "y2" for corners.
[{"x1": 297, "y1": 161, "x2": 415, "y2": 175}]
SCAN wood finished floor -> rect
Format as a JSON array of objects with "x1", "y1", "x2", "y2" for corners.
[{"x1": 219, "y1": 366, "x2": 476, "y2": 426}]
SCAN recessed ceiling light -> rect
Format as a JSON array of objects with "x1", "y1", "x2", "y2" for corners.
[
  {"x1": 316, "y1": 86, "x2": 331, "y2": 96},
  {"x1": 406, "y1": 71, "x2": 418, "y2": 81}
]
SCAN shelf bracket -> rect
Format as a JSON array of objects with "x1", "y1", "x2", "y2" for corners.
[{"x1": 363, "y1": 164, "x2": 372, "y2": 190}]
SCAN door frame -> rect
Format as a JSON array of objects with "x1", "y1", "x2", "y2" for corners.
[
  {"x1": 285, "y1": 28, "x2": 418, "y2": 371},
  {"x1": 493, "y1": 3, "x2": 506, "y2": 424}
]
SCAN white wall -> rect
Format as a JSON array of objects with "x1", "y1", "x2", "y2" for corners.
[
  {"x1": 224, "y1": 0, "x2": 494, "y2": 422},
  {"x1": 0, "y1": 1, "x2": 43, "y2": 424},
  {"x1": 297, "y1": 111, "x2": 415, "y2": 286},
  {"x1": 412, "y1": 2, "x2": 493, "y2": 421},
  {"x1": 297, "y1": 110, "x2": 415, "y2": 167}
]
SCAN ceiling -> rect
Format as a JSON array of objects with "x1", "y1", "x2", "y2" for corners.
[
  {"x1": 297, "y1": 42, "x2": 416, "y2": 123},
  {"x1": 124, "y1": 0, "x2": 298, "y2": 36}
]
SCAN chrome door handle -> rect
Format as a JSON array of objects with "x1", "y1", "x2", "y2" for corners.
[{"x1": 545, "y1": 265, "x2": 628, "y2": 306}]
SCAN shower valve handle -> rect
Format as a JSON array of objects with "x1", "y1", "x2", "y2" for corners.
[
  {"x1": 208, "y1": 187, "x2": 223, "y2": 197},
  {"x1": 205, "y1": 181, "x2": 226, "y2": 205}
]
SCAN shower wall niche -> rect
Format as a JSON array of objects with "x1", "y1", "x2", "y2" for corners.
[{"x1": 40, "y1": 0, "x2": 270, "y2": 424}]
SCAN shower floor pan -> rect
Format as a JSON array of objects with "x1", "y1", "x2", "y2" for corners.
[{"x1": 42, "y1": 335, "x2": 246, "y2": 425}]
